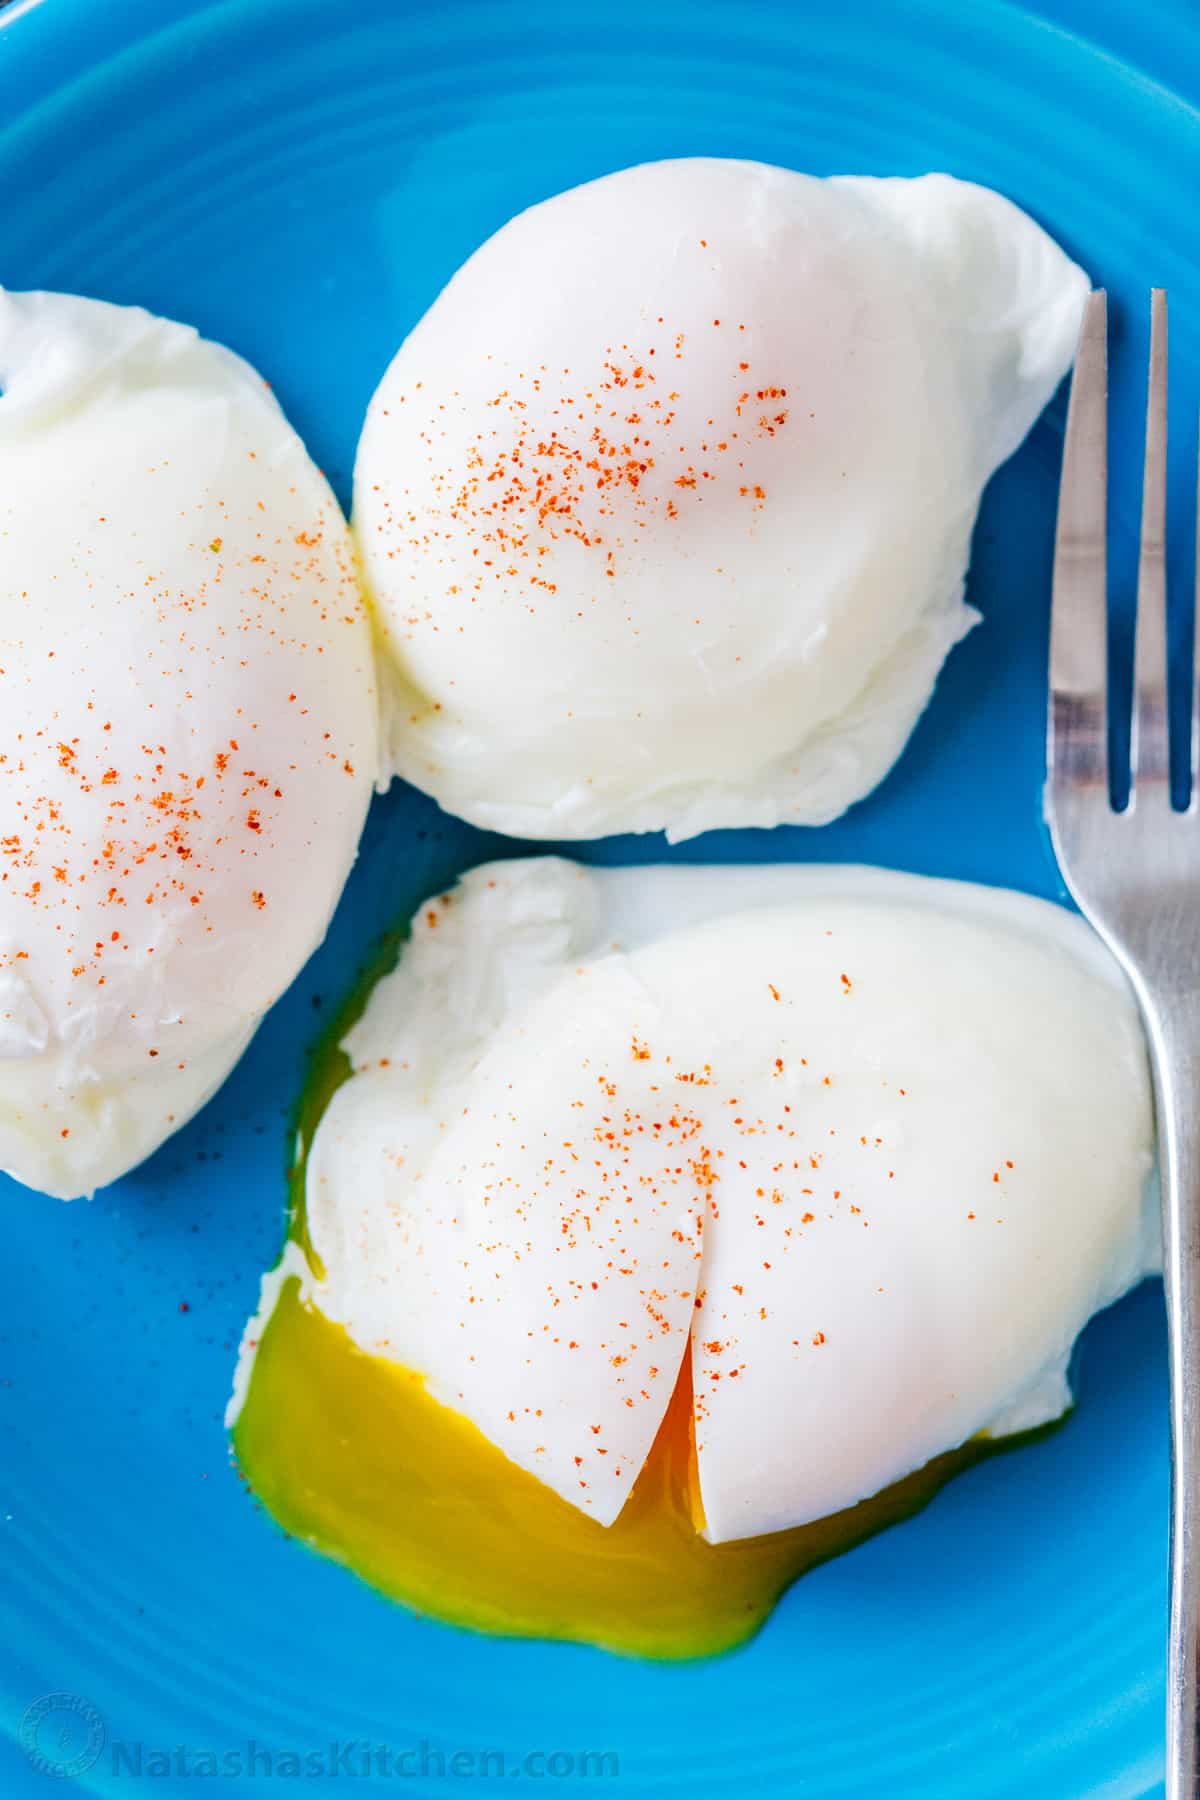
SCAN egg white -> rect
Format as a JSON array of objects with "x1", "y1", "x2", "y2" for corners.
[
  {"x1": 355, "y1": 160, "x2": 1088, "y2": 841},
  {"x1": 232, "y1": 857, "x2": 1157, "y2": 1542},
  {"x1": 0, "y1": 291, "x2": 379, "y2": 1199}
]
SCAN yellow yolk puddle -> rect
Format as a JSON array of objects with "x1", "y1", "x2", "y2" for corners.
[{"x1": 232, "y1": 935, "x2": 1064, "y2": 1660}]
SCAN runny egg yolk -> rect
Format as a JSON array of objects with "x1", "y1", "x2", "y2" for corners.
[{"x1": 231, "y1": 964, "x2": 1054, "y2": 1660}]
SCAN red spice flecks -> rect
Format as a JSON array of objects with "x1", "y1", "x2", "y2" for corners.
[
  {"x1": 0, "y1": 734, "x2": 241, "y2": 981},
  {"x1": 0, "y1": 477, "x2": 366, "y2": 988},
  {"x1": 380, "y1": 332, "x2": 792, "y2": 618}
]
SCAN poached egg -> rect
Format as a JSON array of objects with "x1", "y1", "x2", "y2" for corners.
[
  {"x1": 0, "y1": 291, "x2": 379, "y2": 1199},
  {"x1": 355, "y1": 160, "x2": 1088, "y2": 841},
  {"x1": 230, "y1": 857, "x2": 1155, "y2": 1651}
]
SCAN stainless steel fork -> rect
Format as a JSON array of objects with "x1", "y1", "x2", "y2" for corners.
[{"x1": 1046, "y1": 288, "x2": 1200, "y2": 1798}]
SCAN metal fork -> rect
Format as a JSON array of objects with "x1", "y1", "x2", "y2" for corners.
[{"x1": 1046, "y1": 288, "x2": 1200, "y2": 1797}]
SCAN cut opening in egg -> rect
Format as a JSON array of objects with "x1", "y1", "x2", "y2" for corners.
[{"x1": 235, "y1": 1270, "x2": 1040, "y2": 1659}]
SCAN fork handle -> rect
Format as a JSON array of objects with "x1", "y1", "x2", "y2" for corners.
[{"x1": 1139, "y1": 994, "x2": 1200, "y2": 1800}]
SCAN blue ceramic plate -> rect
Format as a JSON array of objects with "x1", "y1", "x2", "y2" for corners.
[{"x1": 2, "y1": 0, "x2": 1198, "y2": 1793}]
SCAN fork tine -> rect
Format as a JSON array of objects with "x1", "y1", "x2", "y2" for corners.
[
  {"x1": 1049, "y1": 289, "x2": 1108, "y2": 782},
  {"x1": 1192, "y1": 415, "x2": 1200, "y2": 798},
  {"x1": 1131, "y1": 290, "x2": 1169, "y2": 792}
]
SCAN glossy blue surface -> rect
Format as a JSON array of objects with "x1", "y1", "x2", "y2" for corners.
[{"x1": 1, "y1": 0, "x2": 1198, "y2": 1792}]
